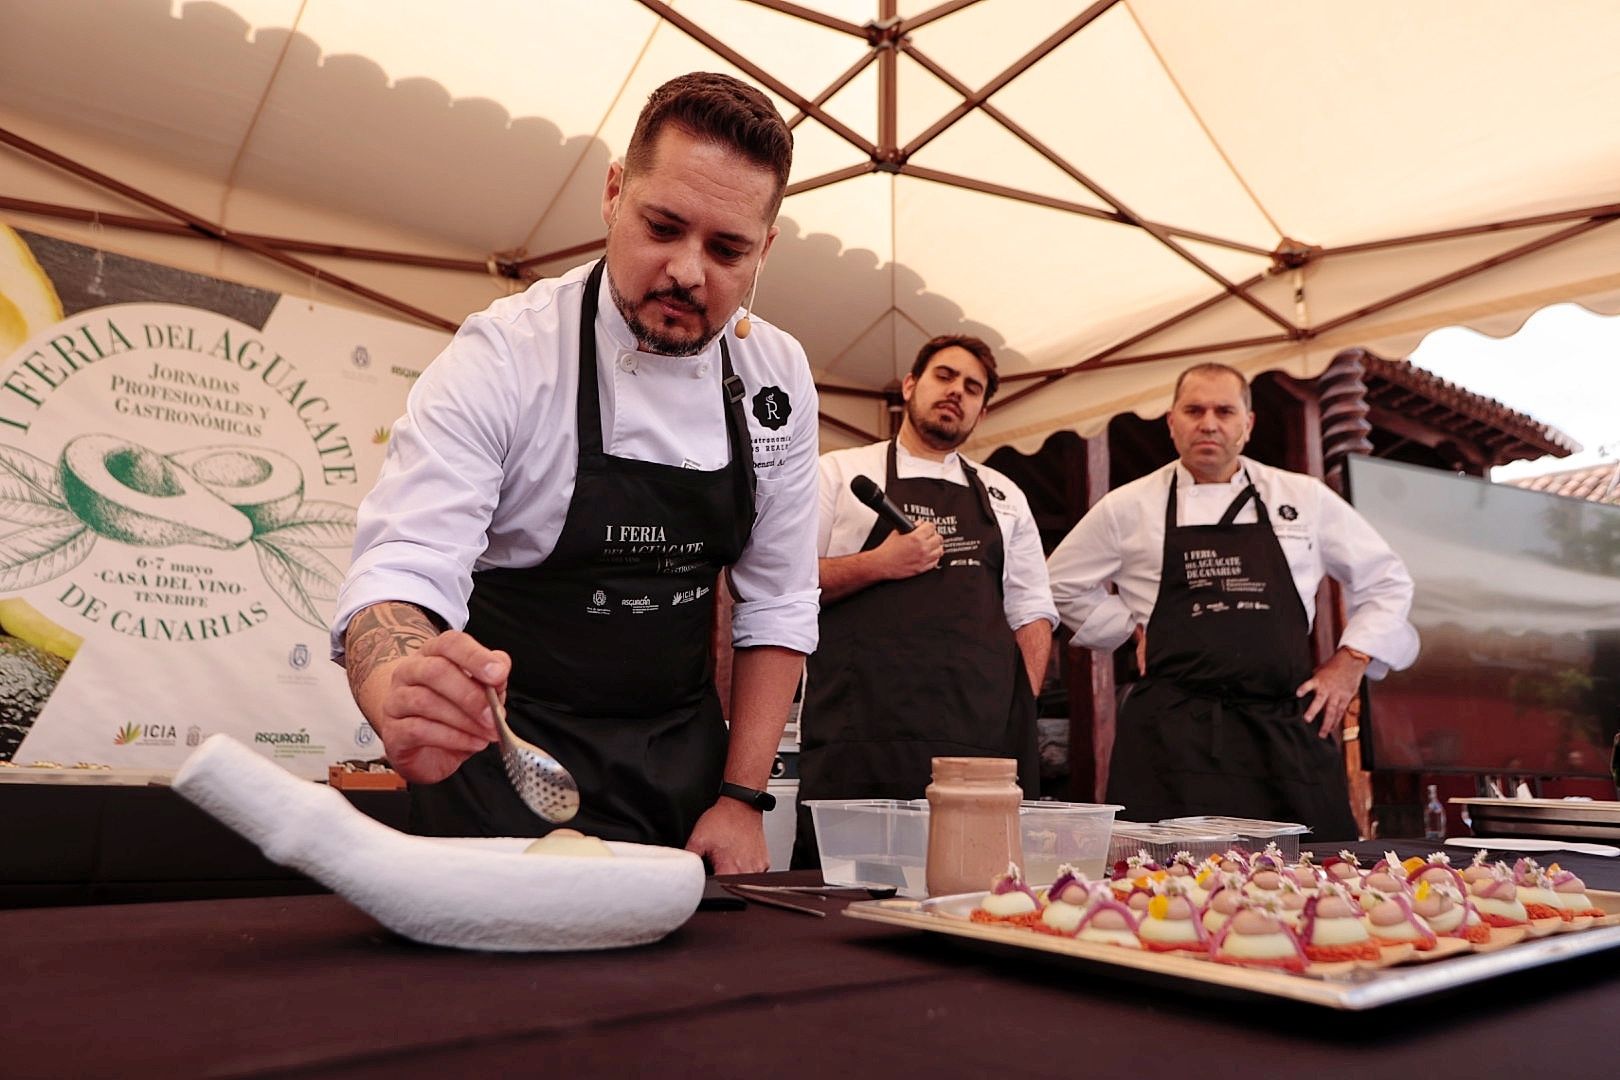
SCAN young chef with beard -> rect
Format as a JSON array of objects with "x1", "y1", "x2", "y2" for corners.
[
  {"x1": 793, "y1": 335, "x2": 1057, "y2": 866},
  {"x1": 1045, "y1": 363, "x2": 1418, "y2": 840},
  {"x1": 331, "y1": 73, "x2": 818, "y2": 873}
]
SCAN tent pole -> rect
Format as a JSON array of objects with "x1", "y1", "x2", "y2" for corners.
[
  {"x1": 1318, "y1": 202, "x2": 1620, "y2": 256},
  {"x1": 0, "y1": 196, "x2": 494, "y2": 274}
]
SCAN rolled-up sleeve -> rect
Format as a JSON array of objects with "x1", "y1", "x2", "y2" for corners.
[
  {"x1": 728, "y1": 359, "x2": 821, "y2": 655},
  {"x1": 1000, "y1": 488, "x2": 1058, "y2": 631},
  {"x1": 1047, "y1": 498, "x2": 1136, "y2": 651},
  {"x1": 330, "y1": 319, "x2": 512, "y2": 660},
  {"x1": 1317, "y1": 484, "x2": 1420, "y2": 678}
]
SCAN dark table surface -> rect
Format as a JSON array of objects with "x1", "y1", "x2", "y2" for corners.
[{"x1": 9, "y1": 840, "x2": 1620, "y2": 1079}]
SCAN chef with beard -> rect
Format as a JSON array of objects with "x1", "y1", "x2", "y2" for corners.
[
  {"x1": 1045, "y1": 363, "x2": 1418, "y2": 839},
  {"x1": 792, "y1": 335, "x2": 1057, "y2": 867},
  {"x1": 331, "y1": 73, "x2": 818, "y2": 873}
]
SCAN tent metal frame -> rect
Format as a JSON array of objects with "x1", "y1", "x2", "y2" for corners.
[{"x1": 5, "y1": 0, "x2": 1619, "y2": 441}]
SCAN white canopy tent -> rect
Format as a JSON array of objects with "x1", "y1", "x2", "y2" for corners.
[{"x1": 4, "y1": 0, "x2": 1619, "y2": 454}]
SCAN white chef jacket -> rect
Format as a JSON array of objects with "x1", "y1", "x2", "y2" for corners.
[
  {"x1": 1046, "y1": 456, "x2": 1418, "y2": 678},
  {"x1": 331, "y1": 260, "x2": 821, "y2": 659},
  {"x1": 818, "y1": 440, "x2": 1058, "y2": 632}
]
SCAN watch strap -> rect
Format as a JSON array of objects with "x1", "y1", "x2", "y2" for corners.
[{"x1": 719, "y1": 781, "x2": 776, "y2": 811}]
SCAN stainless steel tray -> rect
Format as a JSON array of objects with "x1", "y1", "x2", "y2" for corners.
[
  {"x1": 1453, "y1": 797, "x2": 1620, "y2": 842},
  {"x1": 844, "y1": 889, "x2": 1620, "y2": 1010}
]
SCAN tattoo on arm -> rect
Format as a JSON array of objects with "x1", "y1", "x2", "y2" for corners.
[{"x1": 344, "y1": 603, "x2": 439, "y2": 700}]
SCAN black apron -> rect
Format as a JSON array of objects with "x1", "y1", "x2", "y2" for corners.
[
  {"x1": 409, "y1": 259, "x2": 756, "y2": 846},
  {"x1": 1105, "y1": 472, "x2": 1358, "y2": 841},
  {"x1": 792, "y1": 439, "x2": 1038, "y2": 867}
]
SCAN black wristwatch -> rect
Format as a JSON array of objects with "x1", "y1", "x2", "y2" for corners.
[{"x1": 719, "y1": 781, "x2": 776, "y2": 812}]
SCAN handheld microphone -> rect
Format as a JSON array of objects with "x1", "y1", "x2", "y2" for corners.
[{"x1": 850, "y1": 474, "x2": 917, "y2": 534}]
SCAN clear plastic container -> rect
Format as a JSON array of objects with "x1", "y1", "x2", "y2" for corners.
[
  {"x1": 1018, "y1": 801, "x2": 1123, "y2": 885},
  {"x1": 1158, "y1": 815, "x2": 1311, "y2": 858},
  {"x1": 804, "y1": 799, "x2": 931, "y2": 897},
  {"x1": 805, "y1": 798, "x2": 1123, "y2": 896},
  {"x1": 1106, "y1": 821, "x2": 1238, "y2": 868}
]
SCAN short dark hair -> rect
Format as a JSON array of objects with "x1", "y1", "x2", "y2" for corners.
[
  {"x1": 624, "y1": 73, "x2": 793, "y2": 218},
  {"x1": 1172, "y1": 362, "x2": 1251, "y2": 410},
  {"x1": 912, "y1": 335, "x2": 1000, "y2": 402}
]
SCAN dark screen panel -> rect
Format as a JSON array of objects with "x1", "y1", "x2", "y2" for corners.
[{"x1": 1346, "y1": 456, "x2": 1620, "y2": 777}]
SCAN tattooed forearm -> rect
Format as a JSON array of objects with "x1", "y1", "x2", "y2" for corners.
[{"x1": 344, "y1": 602, "x2": 439, "y2": 701}]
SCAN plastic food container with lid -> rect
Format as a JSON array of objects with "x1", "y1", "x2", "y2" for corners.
[
  {"x1": 1159, "y1": 815, "x2": 1311, "y2": 858},
  {"x1": 1105, "y1": 820, "x2": 1238, "y2": 867}
]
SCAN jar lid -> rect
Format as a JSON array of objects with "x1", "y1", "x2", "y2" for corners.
[{"x1": 931, "y1": 756, "x2": 1017, "y2": 782}]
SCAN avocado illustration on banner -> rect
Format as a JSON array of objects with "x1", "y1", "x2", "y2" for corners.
[{"x1": 0, "y1": 436, "x2": 353, "y2": 630}]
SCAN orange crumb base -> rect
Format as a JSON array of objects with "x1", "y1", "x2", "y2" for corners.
[
  {"x1": 1027, "y1": 921, "x2": 1072, "y2": 937},
  {"x1": 1524, "y1": 903, "x2": 1562, "y2": 921},
  {"x1": 1142, "y1": 939, "x2": 1207, "y2": 954},
  {"x1": 1305, "y1": 941, "x2": 1382, "y2": 964},
  {"x1": 1457, "y1": 922, "x2": 1491, "y2": 944},
  {"x1": 1557, "y1": 906, "x2": 1604, "y2": 921},
  {"x1": 1481, "y1": 912, "x2": 1527, "y2": 928},
  {"x1": 970, "y1": 909, "x2": 1044, "y2": 929}
]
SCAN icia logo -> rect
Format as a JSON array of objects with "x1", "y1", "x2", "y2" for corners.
[
  {"x1": 114, "y1": 722, "x2": 177, "y2": 746},
  {"x1": 288, "y1": 643, "x2": 310, "y2": 670}
]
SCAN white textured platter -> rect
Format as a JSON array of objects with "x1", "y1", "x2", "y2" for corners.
[
  {"x1": 844, "y1": 889, "x2": 1620, "y2": 1010},
  {"x1": 173, "y1": 734, "x2": 704, "y2": 952}
]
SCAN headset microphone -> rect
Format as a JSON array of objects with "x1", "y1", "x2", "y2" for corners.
[{"x1": 734, "y1": 257, "x2": 764, "y2": 340}]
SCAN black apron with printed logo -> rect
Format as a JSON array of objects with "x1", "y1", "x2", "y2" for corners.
[
  {"x1": 792, "y1": 439, "x2": 1038, "y2": 867},
  {"x1": 408, "y1": 259, "x2": 755, "y2": 846},
  {"x1": 1105, "y1": 473, "x2": 1358, "y2": 840}
]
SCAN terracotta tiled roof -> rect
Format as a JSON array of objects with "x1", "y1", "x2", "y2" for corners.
[
  {"x1": 1508, "y1": 462, "x2": 1620, "y2": 505},
  {"x1": 1357, "y1": 352, "x2": 1580, "y2": 466}
]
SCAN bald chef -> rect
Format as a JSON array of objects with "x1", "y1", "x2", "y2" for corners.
[
  {"x1": 331, "y1": 73, "x2": 818, "y2": 873},
  {"x1": 1045, "y1": 363, "x2": 1418, "y2": 840}
]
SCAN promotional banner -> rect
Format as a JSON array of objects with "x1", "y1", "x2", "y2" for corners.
[{"x1": 0, "y1": 225, "x2": 449, "y2": 776}]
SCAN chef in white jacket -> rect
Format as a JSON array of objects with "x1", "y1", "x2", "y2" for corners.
[
  {"x1": 1046, "y1": 363, "x2": 1417, "y2": 839},
  {"x1": 331, "y1": 73, "x2": 819, "y2": 873}
]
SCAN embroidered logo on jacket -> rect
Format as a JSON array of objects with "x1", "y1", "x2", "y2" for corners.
[
  {"x1": 752, "y1": 385, "x2": 792, "y2": 430},
  {"x1": 1278, "y1": 504, "x2": 1298, "y2": 521}
]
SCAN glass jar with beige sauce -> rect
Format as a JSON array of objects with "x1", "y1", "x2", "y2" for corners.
[{"x1": 925, "y1": 756, "x2": 1023, "y2": 897}]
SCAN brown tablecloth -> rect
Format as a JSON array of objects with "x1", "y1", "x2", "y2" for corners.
[{"x1": 8, "y1": 842, "x2": 1620, "y2": 1078}]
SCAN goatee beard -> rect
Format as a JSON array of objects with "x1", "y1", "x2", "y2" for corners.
[
  {"x1": 606, "y1": 264, "x2": 719, "y2": 357},
  {"x1": 906, "y1": 397, "x2": 969, "y2": 451}
]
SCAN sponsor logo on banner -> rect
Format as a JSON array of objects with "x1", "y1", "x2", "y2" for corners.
[
  {"x1": 622, "y1": 595, "x2": 658, "y2": 614},
  {"x1": 288, "y1": 643, "x2": 310, "y2": 670},
  {"x1": 254, "y1": 727, "x2": 326, "y2": 759},
  {"x1": 355, "y1": 721, "x2": 376, "y2": 748},
  {"x1": 587, "y1": 588, "x2": 610, "y2": 616},
  {"x1": 114, "y1": 722, "x2": 177, "y2": 746},
  {"x1": 350, "y1": 346, "x2": 371, "y2": 369},
  {"x1": 186, "y1": 724, "x2": 202, "y2": 747}
]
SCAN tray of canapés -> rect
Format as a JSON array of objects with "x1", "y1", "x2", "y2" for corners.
[{"x1": 843, "y1": 845, "x2": 1620, "y2": 1010}]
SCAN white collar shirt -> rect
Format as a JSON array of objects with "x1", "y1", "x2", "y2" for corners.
[
  {"x1": 1046, "y1": 456, "x2": 1418, "y2": 678},
  {"x1": 331, "y1": 261, "x2": 821, "y2": 658},
  {"x1": 818, "y1": 439, "x2": 1058, "y2": 631}
]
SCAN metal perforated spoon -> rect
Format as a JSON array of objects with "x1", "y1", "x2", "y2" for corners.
[{"x1": 485, "y1": 685, "x2": 579, "y2": 824}]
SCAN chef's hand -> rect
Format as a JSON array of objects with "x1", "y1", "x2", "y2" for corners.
[
  {"x1": 1295, "y1": 647, "x2": 1369, "y2": 739},
  {"x1": 686, "y1": 796, "x2": 770, "y2": 874},
  {"x1": 1133, "y1": 624, "x2": 1148, "y2": 676},
  {"x1": 359, "y1": 627, "x2": 507, "y2": 784},
  {"x1": 870, "y1": 520, "x2": 944, "y2": 579}
]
